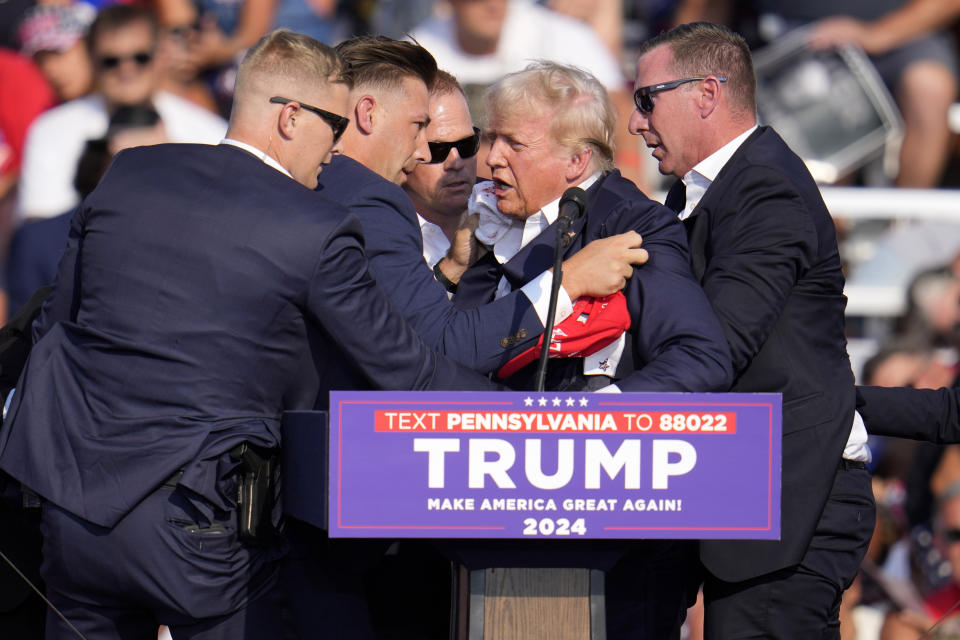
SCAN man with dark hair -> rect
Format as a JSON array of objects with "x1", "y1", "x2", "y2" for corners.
[
  {"x1": 317, "y1": 35, "x2": 648, "y2": 378},
  {"x1": 629, "y1": 21, "x2": 874, "y2": 638},
  {"x1": 17, "y1": 3, "x2": 225, "y2": 222},
  {"x1": 0, "y1": 29, "x2": 495, "y2": 639},
  {"x1": 285, "y1": 35, "x2": 648, "y2": 639}
]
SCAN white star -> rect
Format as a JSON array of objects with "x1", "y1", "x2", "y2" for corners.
[
  {"x1": 552, "y1": 397, "x2": 562, "y2": 407},
  {"x1": 524, "y1": 397, "x2": 533, "y2": 406},
  {"x1": 538, "y1": 397, "x2": 548, "y2": 407},
  {"x1": 579, "y1": 397, "x2": 589, "y2": 407},
  {"x1": 565, "y1": 397, "x2": 575, "y2": 407}
]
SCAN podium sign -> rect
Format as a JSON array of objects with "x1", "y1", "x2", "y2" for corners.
[{"x1": 322, "y1": 391, "x2": 781, "y2": 540}]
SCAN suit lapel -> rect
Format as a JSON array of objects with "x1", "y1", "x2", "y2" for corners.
[
  {"x1": 683, "y1": 212, "x2": 709, "y2": 282},
  {"x1": 677, "y1": 128, "x2": 765, "y2": 283}
]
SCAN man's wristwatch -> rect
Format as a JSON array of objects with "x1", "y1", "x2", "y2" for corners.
[{"x1": 433, "y1": 261, "x2": 458, "y2": 293}]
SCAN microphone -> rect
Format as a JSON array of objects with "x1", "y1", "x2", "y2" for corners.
[
  {"x1": 557, "y1": 187, "x2": 588, "y2": 231},
  {"x1": 534, "y1": 186, "x2": 590, "y2": 391}
]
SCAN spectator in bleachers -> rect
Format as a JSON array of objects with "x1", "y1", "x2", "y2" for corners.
[
  {"x1": 0, "y1": 48, "x2": 56, "y2": 327},
  {"x1": 411, "y1": 0, "x2": 650, "y2": 188},
  {"x1": 0, "y1": 49, "x2": 56, "y2": 207},
  {"x1": 7, "y1": 104, "x2": 166, "y2": 317},
  {"x1": 155, "y1": 0, "x2": 277, "y2": 115},
  {"x1": 675, "y1": 0, "x2": 960, "y2": 188},
  {"x1": 882, "y1": 482, "x2": 960, "y2": 639},
  {"x1": 17, "y1": 3, "x2": 96, "y2": 103},
  {"x1": 901, "y1": 265, "x2": 960, "y2": 351},
  {"x1": 863, "y1": 341, "x2": 958, "y2": 390},
  {"x1": 545, "y1": 0, "x2": 624, "y2": 60},
  {"x1": 16, "y1": 4, "x2": 226, "y2": 223}
]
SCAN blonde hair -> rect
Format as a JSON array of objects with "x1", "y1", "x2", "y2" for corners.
[
  {"x1": 233, "y1": 29, "x2": 348, "y2": 104},
  {"x1": 484, "y1": 61, "x2": 615, "y2": 172}
]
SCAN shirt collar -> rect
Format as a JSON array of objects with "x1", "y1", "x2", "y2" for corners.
[
  {"x1": 221, "y1": 138, "x2": 293, "y2": 179},
  {"x1": 680, "y1": 125, "x2": 756, "y2": 218},
  {"x1": 522, "y1": 171, "x2": 601, "y2": 246}
]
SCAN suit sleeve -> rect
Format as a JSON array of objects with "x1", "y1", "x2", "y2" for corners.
[
  {"x1": 304, "y1": 216, "x2": 499, "y2": 391},
  {"x1": 350, "y1": 190, "x2": 545, "y2": 373},
  {"x1": 857, "y1": 385, "x2": 960, "y2": 443},
  {"x1": 611, "y1": 201, "x2": 733, "y2": 392},
  {"x1": 32, "y1": 206, "x2": 85, "y2": 343},
  {"x1": 700, "y1": 168, "x2": 819, "y2": 377}
]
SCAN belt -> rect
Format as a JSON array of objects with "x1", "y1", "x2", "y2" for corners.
[{"x1": 838, "y1": 459, "x2": 867, "y2": 471}]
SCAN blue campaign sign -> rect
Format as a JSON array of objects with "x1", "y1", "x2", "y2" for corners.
[{"x1": 324, "y1": 391, "x2": 781, "y2": 540}]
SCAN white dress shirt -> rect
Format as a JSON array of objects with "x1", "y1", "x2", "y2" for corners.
[
  {"x1": 681, "y1": 126, "x2": 870, "y2": 463},
  {"x1": 221, "y1": 138, "x2": 291, "y2": 178},
  {"x1": 468, "y1": 174, "x2": 626, "y2": 378}
]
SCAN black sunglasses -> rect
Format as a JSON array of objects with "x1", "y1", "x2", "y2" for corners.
[
  {"x1": 269, "y1": 96, "x2": 349, "y2": 142},
  {"x1": 944, "y1": 528, "x2": 960, "y2": 543},
  {"x1": 633, "y1": 76, "x2": 727, "y2": 114},
  {"x1": 97, "y1": 51, "x2": 154, "y2": 69},
  {"x1": 427, "y1": 127, "x2": 481, "y2": 164}
]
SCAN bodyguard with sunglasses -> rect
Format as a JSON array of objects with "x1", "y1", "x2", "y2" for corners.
[
  {"x1": 629, "y1": 22, "x2": 875, "y2": 638},
  {"x1": 17, "y1": 4, "x2": 226, "y2": 222},
  {"x1": 0, "y1": 30, "x2": 500, "y2": 639},
  {"x1": 315, "y1": 37, "x2": 647, "y2": 378},
  {"x1": 403, "y1": 70, "x2": 482, "y2": 273}
]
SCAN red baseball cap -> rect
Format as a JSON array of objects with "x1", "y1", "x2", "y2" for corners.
[{"x1": 497, "y1": 292, "x2": 631, "y2": 379}]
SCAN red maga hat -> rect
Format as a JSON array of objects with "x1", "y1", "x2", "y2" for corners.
[{"x1": 497, "y1": 292, "x2": 631, "y2": 380}]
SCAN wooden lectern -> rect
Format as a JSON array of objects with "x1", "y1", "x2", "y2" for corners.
[
  {"x1": 282, "y1": 391, "x2": 780, "y2": 639},
  {"x1": 283, "y1": 411, "x2": 607, "y2": 639}
]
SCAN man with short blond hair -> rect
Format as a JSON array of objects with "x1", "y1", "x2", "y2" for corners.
[{"x1": 0, "y1": 29, "x2": 494, "y2": 639}]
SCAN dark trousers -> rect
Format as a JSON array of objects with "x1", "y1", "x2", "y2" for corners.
[
  {"x1": 606, "y1": 541, "x2": 697, "y2": 640},
  {"x1": 40, "y1": 482, "x2": 291, "y2": 640},
  {"x1": 702, "y1": 466, "x2": 875, "y2": 639}
]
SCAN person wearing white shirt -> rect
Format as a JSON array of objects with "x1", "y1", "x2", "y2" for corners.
[
  {"x1": 454, "y1": 60, "x2": 733, "y2": 639},
  {"x1": 629, "y1": 22, "x2": 874, "y2": 638},
  {"x1": 16, "y1": 5, "x2": 226, "y2": 222},
  {"x1": 403, "y1": 70, "x2": 480, "y2": 273}
]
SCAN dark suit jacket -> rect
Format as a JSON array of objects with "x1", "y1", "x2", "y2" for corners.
[
  {"x1": 671, "y1": 126, "x2": 858, "y2": 582},
  {"x1": 858, "y1": 384, "x2": 960, "y2": 443},
  {"x1": 316, "y1": 155, "x2": 542, "y2": 375},
  {"x1": 0, "y1": 143, "x2": 494, "y2": 528},
  {"x1": 455, "y1": 170, "x2": 733, "y2": 393},
  {"x1": 5, "y1": 211, "x2": 71, "y2": 316}
]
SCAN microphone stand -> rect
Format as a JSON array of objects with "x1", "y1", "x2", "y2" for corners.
[{"x1": 534, "y1": 188, "x2": 587, "y2": 392}]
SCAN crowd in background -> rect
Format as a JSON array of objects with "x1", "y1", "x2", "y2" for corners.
[{"x1": 5, "y1": 1, "x2": 960, "y2": 638}]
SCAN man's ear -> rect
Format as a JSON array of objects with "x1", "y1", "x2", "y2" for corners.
[
  {"x1": 354, "y1": 95, "x2": 377, "y2": 135},
  {"x1": 698, "y1": 76, "x2": 722, "y2": 118},
  {"x1": 564, "y1": 147, "x2": 593, "y2": 182},
  {"x1": 277, "y1": 102, "x2": 299, "y2": 139}
]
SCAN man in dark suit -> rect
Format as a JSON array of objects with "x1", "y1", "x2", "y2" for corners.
[
  {"x1": 858, "y1": 385, "x2": 960, "y2": 443},
  {"x1": 628, "y1": 22, "x2": 875, "y2": 638},
  {"x1": 316, "y1": 36, "x2": 650, "y2": 377},
  {"x1": 452, "y1": 60, "x2": 732, "y2": 638},
  {"x1": 0, "y1": 29, "x2": 496, "y2": 639}
]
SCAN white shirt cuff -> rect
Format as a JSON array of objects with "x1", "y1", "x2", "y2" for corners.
[
  {"x1": 595, "y1": 384, "x2": 621, "y2": 393},
  {"x1": 519, "y1": 271, "x2": 574, "y2": 327}
]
